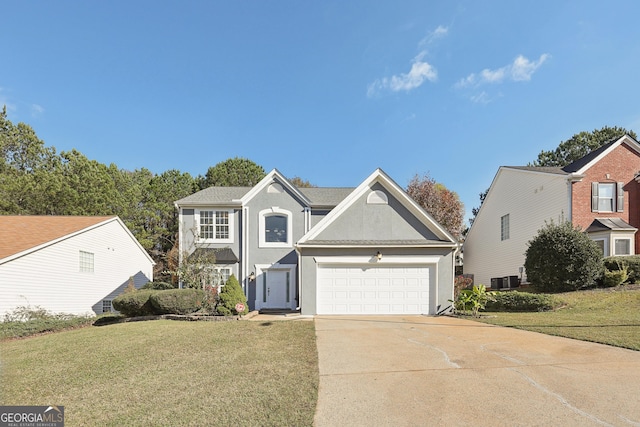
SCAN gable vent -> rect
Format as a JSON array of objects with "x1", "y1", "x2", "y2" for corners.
[{"x1": 367, "y1": 190, "x2": 388, "y2": 205}]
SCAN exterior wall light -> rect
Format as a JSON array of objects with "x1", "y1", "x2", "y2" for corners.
[
  {"x1": 249, "y1": 272, "x2": 256, "y2": 281},
  {"x1": 376, "y1": 251, "x2": 382, "y2": 261}
]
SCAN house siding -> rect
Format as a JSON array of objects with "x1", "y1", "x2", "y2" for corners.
[
  {"x1": 464, "y1": 168, "x2": 568, "y2": 287},
  {"x1": 311, "y1": 184, "x2": 440, "y2": 242},
  {"x1": 570, "y1": 143, "x2": 640, "y2": 252},
  {"x1": 0, "y1": 219, "x2": 153, "y2": 318}
]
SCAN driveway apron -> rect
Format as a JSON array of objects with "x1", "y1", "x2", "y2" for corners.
[{"x1": 313, "y1": 315, "x2": 640, "y2": 426}]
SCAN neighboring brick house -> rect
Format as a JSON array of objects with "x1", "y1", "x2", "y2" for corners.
[{"x1": 464, "y1": 134, "x2": 640, "y2": 288}]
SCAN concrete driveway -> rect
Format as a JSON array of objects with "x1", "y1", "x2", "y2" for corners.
[{"x1": 314, "y1": 315, "x2": 640, "y2": 426}]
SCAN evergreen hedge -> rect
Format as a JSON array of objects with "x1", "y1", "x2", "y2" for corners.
[
  {"x1": 142, "y1": 281, "x2": 176, "y2": 290},
  {"x1": 217, "y1": 275, "x2": 249, "y2": 316},
  {"x1": 112, "y1": 290, "x2": 158, "y2": 317},
  {"x1": 604, "y1": 255, "x2": 640, "y2": 283},
  {"x1": 484, "y1": 291, "x2": 563, "y2": 312},
  {"x1": 525, "y1": 221, "x2": 603, "y2": 292},
  {"x1": 149, "y1": 289, "x2": 205, "y2": 315}
]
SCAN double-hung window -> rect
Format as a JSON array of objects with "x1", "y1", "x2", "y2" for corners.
[
  {"x1": 592, "y1": 182, "x2": 624, "y2": 213},
  {"x1": 197, "y1": 210, "x2": 233, "y2": 243}
]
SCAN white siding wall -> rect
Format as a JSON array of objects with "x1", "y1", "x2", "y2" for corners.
[
  {"x1": 464, "y1": 168, "x2": 568, "y2": 287},
  {"x1": 0, "y1": 220, "x2": 153, "y2": 318}
]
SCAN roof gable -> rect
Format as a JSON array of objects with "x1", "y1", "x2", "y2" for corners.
[
  {"x1": 563, "y1": 134, "x2": 640, "y2": 174},
  {"x1": 240, "y1": 169, "x2": 312, "y2": 206},
  {"x1": 0, "y1": 216, "x2": 154, "y2": 264},
  {"x1": 298, "y1": 169, "x2": 457, "y2": 246}
]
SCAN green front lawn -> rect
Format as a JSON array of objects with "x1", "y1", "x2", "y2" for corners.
[
  {"x1": 0, "y1": 320, "x2": 318, "y2": 426},
  {"x1": 475, "y1": 287, "x2": 640, "y2": 350}
]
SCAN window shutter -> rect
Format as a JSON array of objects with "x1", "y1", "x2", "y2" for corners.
[
  {"x1": 591, "y1": 182, "x2": 599, "y2": 212},
  {"x1": 617, "y1": 182, "x2": 624, "y2": 212}
]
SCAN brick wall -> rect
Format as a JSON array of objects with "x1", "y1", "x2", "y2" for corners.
[{"x1": 571, "y1": 143, "x2": 640, "y2": 252}]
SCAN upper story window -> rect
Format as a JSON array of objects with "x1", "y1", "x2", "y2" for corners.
[
  {"x1": 79, "y1": 250, "x2": 94, "y2": 273},
  {"x1": 592, "y1": 182, "x2": 624, "y2": 213},
  {"x1": 500, "y1": 214, "x2": 510, "y2": 241},
  {"x1": 197, "y1": 209, "x2": 233, "y2": 243},
  {"x1": 259, "y1": 208, "x2": 292, "y2": 247}
]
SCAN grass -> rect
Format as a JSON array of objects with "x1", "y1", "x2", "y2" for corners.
[
  {"x1": 475, "y1": 287, "x2": 640, "y2": 350},
  {"x1": 0, "y1": 320, "x2": 318, "y2": 426}
]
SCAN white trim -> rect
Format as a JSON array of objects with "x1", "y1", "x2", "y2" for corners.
[
  {"x1": 298, "y1": 168, "x2": 456, "y2": 245},
  {"x1": 254, "y1": 263, "x2": 297, "y2": 310},
  {"x1": 314, "y1": 255, "x2": 442, "y2": 265},
  {"x1": 240, "y1": 169, "x2": 312, "y2": 206},
  {"x1": 195, "y1": 208, "x2": 234, "y2": 244},
  {"x1": 0, "y1": 217, "x2": 154, "y2": 266},
  {"x1": 258, "y1": 207, "x2": 293, "y2": 248},
  {"x1": 575, "y1": 135, "x2": 640, "y2": 175}
]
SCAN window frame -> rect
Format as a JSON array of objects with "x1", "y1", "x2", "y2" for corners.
[
  {"x1": 614, "y1": 238, "x2": 631, "y2": 256},
  {"x1": 79, "y1": 250, "x2": 94, "y2": 273},
  {"x1": 592, "y1": 182, "x2": 624, "y2": 213},
  {"x1": 259, "y1": 208, "x2": 293, "y2": 248},
  {"x1": 196, "y1": 209, "x2": 234, "y2": 243},
  {"x1": 500, "y1": 214, "x2": 510, "y2": 241}
]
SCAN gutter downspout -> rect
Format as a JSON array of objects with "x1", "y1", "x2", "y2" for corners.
[{"x1": 295, "y1": 245, "x2": 302, "y2": 312}]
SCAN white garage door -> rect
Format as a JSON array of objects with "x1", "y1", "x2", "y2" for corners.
[{"x1": 317, "y1": 264, "x2": 430, "y2": 314}]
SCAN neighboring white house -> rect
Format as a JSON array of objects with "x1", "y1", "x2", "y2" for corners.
[
  {"x1": 0, "y1": 216, "x2": 155, "y2": 318},
  {"x1": 464, "y1": 135, "x2": 640, "y2": 288}
]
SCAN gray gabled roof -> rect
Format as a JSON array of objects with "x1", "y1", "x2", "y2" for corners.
[
  {"x1": 503, "y1": 166, "x2": 568, "y2": 175},
  {"x1": 175, "y1": 184, "x2": 355, "y2": 208},
  {"x1": 175, "y1": 187, "x2": 250, "y2": 206},
  {"x1": 300, "y1": 187, "x2": 355, "y2": 207}
]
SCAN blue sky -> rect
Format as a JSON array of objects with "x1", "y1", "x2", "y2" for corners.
[{"x1": 3, "y1": 1, "x2": 640, "y2": 224}]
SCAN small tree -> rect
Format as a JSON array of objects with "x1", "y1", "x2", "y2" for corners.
[
  {"x1": 217, "y1": 275, "x2": 249, "y2": 316},
  {"x1": 525, "y1": 220, "x2": 603, "y2": 292}
]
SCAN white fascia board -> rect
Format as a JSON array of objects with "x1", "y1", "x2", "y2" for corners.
[
  {"x1": 575, "y1": 135, "x2": 640, "y2": 175},
  {"x1": 314, "y1": 255, "x2": 442, "y2": 265},
  {"x1": 177, "y1": 200, "x2": 242, "y2": 208},
  {"x1": 299, "y1": 168, "x2": 456, "y2": 244},
  {"x1": 296, "y1": 242, "x2": 458, "y2": 249},
  {"x1": 240, "y1": 169, "x2": 312, "y2": 206}
]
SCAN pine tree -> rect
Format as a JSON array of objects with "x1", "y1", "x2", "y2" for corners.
[{"x1": 217, "y1": 275, "x2": 249, "y2": 315}]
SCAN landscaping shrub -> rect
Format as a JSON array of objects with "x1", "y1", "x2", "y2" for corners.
[
  {"x1": 525, "y1": 220, "x2": 604, "y2": 292},
  {"x1": 112, "y1": 290, "x2": 157, "y2": 317},
  {"x1": 604, "y1": 256, "x2": 640, "y2": 283},
  {"x1": 217, "y1": 275, "x2": 249, "y2": 316},
  {"x1": 484, "y1": 291, "x2": 563, "y2": 312},
  {"x1": 1, "y1": 305, "x2": 95, "y2": 339},
  {"x1": 452, "y1": 284, "x2": 495, "y2": 317},
  {"x1": 142, "y1": 281, "x2": 176, "y2": 290},
  {"x1": 603, "y1": 268, "x2": 629, "y2": 288},
  {"x1": 149, "y1": 289, "x2": 205, "y2": 315}
]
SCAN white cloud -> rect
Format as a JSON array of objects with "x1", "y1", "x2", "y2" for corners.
[
  {"x1": 368, "y1": 25, "x2": 447, "y2": 97},
  {"x1": 419, "y1": 25, "x2": 449, "y2": 47},
  {"x1": 31, "y1": 104, "x2": 44, "y2": 117},
  {"x1": 456, "y1": 53, "x2": 550, "y2": 88},
  {"x1": 368, "y1": 51, "x2": 437, "y2": 97}
]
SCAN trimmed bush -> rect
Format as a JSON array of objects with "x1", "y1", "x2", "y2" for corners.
[
  {"x1": 603, "y1": 268, "x2": 629, "y2": 288},
  {"x1": 525, "y1": 220, "x2": 603, "y2": 292},
  {"x1": 142, "y1": 281, "x2": 176, "y2": 290},
  {"x1": 112, "y1": 290, "x2": 157, "y2": 317},
  {"x1": 149, "y1": 289, "x2": 205, "y2": 315},
  {"x1": 217, "y1": 275, "x2": 249, "y2": 316},
  {"x1": 484, "y1": 291, "x2": 563, "y2": 312},
  {"x1": 604, "y1": 256, "x2": 640, "y2": 283}
]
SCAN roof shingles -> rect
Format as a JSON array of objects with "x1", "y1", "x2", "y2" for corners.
[{"x1": 0, "y1": 216, "x2": 115, "y2": 260}]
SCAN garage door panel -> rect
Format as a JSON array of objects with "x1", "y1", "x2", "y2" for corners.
[{"x1": 317, "y1": 264, "x2": 431, "y2": 315}]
